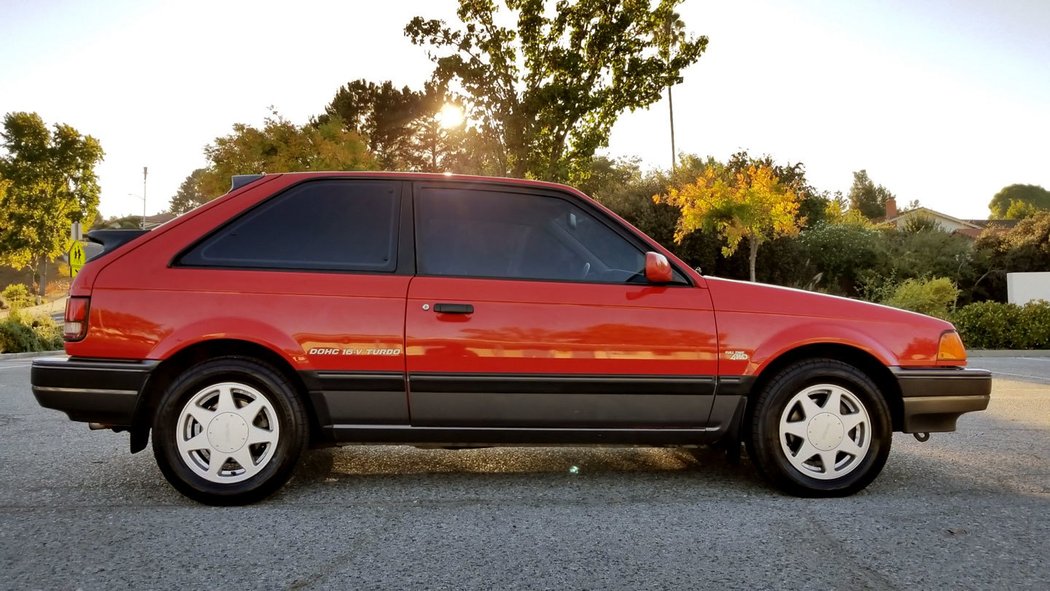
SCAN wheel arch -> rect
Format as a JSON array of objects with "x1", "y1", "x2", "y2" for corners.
[
  {"x1": 130, "y1": 339, "x2": 325, "y2": 453},
  {"x1": 745, "y1": 343, "x2": 904, "y2": 432}
]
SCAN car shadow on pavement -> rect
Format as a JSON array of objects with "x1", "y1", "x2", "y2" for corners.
[{"x1": 283, "y1": 444, "x2": 770, "y2": 500}]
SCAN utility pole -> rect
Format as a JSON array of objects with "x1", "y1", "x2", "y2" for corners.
[
  {"x1": 661, "y1": 12, "x2": 680, "y2": 173},
  {"x1": 668, "y1": 85, "x2": 676, "y2": 172},
  {"x1": 142, "y1": 166, "x2": 148, "y2": 229}
]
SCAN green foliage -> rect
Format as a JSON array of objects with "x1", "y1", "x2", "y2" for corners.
[
  {"x1": 317, "y1": 80, "x2": 482, "y2": 173},
  {"x1": 799, "y1": 221, "x2": 881, "y2": 295},
  {"x1": 1, "y1": 283, "x2": 34, "y2": 310},
  {"x1": 93, "y1": 214, "x2": 143, "y2": 230},
  {"x1": 168, "y1": 168, "x2": 210, "y2": 214},
  {"x1": 881, "y1": 277, "x2": 960, "y2": 320},
  {"x1": 0, "y1": 112, "x2": 103, "y2": 294},
  {"x1": 900, "y1": 214, "x2": 938, "y2": 233},
  {"x1": 951, "y1": 300, "x2": 1050, "y2": 350},
  {"x1": 1004, "y1": 199, "x2": 1039, "y2": 220},
  {"x1": 848, "y1": 170, "x2": 895, "y2": 220},
  {"x1": 971, "y1": 212, "x2": 1050, "y2": 301},
  {"x1": 883, "y1": 227, "x2": 974, "y2": 284},
  {"x1": 197, "y1": 113, "x2": 378, "y2": 199},
  {"x1": 989, "y1": 184, "x2": 1050, "y2": 219},
  {"x1": 0, "y1": 310, "x2": 62, "y2": 353},
  {"x1": 320, "y1": 79, "x2": 433, "y2": 169},
  {"x1": 405, "y1": 0, "x2": 707, "y2": 182}
]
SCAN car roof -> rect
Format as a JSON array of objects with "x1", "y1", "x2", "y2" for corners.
[{"x1": 270, "y1": 171, "x2": 583, "y2": 195}]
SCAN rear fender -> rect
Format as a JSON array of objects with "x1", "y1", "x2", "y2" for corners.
[{"x1": 148, "y1": 317, "x2": 305, "y2": 368}]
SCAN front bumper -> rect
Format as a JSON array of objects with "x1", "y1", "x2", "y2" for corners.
[
  {"x1": 892, "y1": 367, "x2": 992, "y2": 432},
  {"x1": 31, "y1": 357, "x2": 158, "y2": 425}
]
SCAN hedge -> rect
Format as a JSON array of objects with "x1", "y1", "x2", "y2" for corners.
[
  {"x1": 951, "y1": 300, "x2": 1050, "y2": 350},
  {"x1": 0, "y1": 312, "x2": 63, "y2": 354}
]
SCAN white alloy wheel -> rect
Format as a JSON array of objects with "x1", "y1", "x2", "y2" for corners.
[
  {"x1": 175, "y1": 381, "x2": 281, "y2": 484},
  {"x1": 778, "y1": 383, "x2": 872, "y2": 480}
]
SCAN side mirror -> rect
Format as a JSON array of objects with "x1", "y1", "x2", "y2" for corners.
[{"x1": 644, "y1": 252, "x2": 673, "y2": 284}]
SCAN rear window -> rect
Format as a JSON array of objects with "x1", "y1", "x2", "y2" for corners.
[{"x1": 179, "y1": 180, "x2": 400, "y2": 272}]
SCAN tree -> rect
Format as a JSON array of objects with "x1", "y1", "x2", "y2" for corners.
[
  {"x1": 405, "y1": 0, "x2": 707, "y2": 182},
  {"x1": 197, "y1": 113, "x2": 377, "y2": 198},
  {"x1": 883, "y1": 226, "x2": 974, "y2": 285},
  {"x1": 1004, "y1": 199, "x2": 1040, "y2": 220},
  {"x1": 168, "y1": 168, "x2": 210, "y2": 214},
  {"x1": 319, "y1": 80, "x2": 437, "y2": 170},
  {"x1": 848, "y1": 170, "x2": 895, "y2": 220},
  {"x1": 0, "y1": 112, "x2": 103, "y2": 296},
  {"x1": 92, "y1": 214, "x2": 145, "y2": 230},
  {"x1": 727, "y1": 150, "x2": 828, "y2": 228},
  {"x1": 799, "y1": 220, "x2": 882, "y2": 296},
  {"x1": 657, "y1": 162, "x2": 803, "y2": 282},
  {"x1": 989, "y1": 184, "x2": 1050, "y2": 219},
  {"x1": 974, "y1": 212, "x2": 1050, "y2": 293},
  {"x1": 900, "y1": 214, "x2": 939, "y2": 233}
]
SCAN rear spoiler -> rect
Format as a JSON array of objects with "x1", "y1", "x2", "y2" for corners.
[
  {"x1": 231, "y1": 174, "x2": 265, "y2": 191},
  {"x1": 86, "y1": 229, "x2": 149, "y2": 261}
]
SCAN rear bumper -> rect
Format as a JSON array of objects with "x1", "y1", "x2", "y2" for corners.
[
  {"x1": 31, "y1": 357, "x2": 157, "y2": 425},
  {"x1": 892, "y1": 367, "x2": 992, "y2": 433}
]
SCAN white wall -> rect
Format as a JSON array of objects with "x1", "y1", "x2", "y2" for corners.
[{"x1": 1007, "y1": 272, "x2": 1050, "y2": 305}]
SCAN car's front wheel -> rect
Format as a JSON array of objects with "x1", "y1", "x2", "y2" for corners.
[
  {"x1": 748, "y1": 359, "x2": 891, "y2": 497},
  {"x1": 152, "y1": 357, "x2": 308, "y2": 505}
]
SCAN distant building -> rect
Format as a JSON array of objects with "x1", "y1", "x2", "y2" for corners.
[
  {"x1": 143, "y1": 212, "x2": 176, "y2": 229},
  {"x1": 881, "y1": 198, "x2": 1017, "y2": 239}
]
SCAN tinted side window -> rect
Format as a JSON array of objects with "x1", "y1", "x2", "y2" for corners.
[
  {"x1": 416, "y1": 187, "x2": 645, "y2": 283},
  {"x1": 180, "y1": 180, "x2": 400, "y2": 272}
]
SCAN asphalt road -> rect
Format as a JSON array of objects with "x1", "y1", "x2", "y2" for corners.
[{"x1": 1, "y1": 356, "x2": 1048, "y2": 590}]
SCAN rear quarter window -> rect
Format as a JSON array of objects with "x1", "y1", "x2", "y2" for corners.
[{"x1": 178, "y1": 180, "x2": 400, "y2": 272}]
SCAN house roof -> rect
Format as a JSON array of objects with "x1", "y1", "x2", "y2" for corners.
[
  {"x1": 884, "y1": 207, "x2": 983, "y2": 230},
  {"x1": 964, "y1": 218, "x2": 1020, "y2": 229}
]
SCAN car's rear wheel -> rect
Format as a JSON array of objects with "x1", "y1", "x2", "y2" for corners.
[
  {"x1": 748, "y1": 359, "x2": 891, "y2": 497},
  {"x1": 152, "y1": 357, "x2": 307, "y2": 505}
]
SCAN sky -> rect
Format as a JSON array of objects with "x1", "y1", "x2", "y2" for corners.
[{"x1": 1, "y1": 0, "x2": 1048, "y2": 220}]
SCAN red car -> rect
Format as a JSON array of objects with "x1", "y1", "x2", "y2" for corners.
[{"x1": 31, "y1": 172, "x2": 991, "y2": 504}]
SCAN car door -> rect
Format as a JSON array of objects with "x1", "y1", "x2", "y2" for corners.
[
  {"x1": 172, "y1": 177, "x2": 413, "y2": 426},
  {"x1": 405, "y1": 182, "x2": 719, "y2": 429}
]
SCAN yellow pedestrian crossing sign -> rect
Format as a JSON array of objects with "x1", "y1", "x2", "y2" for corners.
[{"x1": 68, "y1": 241, "x2": 86, "y2": 277}]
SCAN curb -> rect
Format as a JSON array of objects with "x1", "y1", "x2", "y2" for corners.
[
  {"x1": 0, "y1": 350, "x2": 64, "y2": 361},
  {"x1": 969, "y1": 350, "x2": 1050, "y2": 358}
]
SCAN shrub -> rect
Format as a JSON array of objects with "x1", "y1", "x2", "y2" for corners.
[
  {"x1": 0, "y1": 311, "x2": 63, "y2": 353},
  {"x1": 881, "y1": 277, "x2": 960, "y2": 320},
  {"x1": 1021, "y1": 300, "x2": 1050, "y2": 348},
  {"x1": 799, "y1": 221, "x2": 882, "y2": 296},
  {"x1": 1, "y1": 283, "x2": 35, "y2": 310},
  {"x1": 950, "y1": 300, "x2": 1050, "y2": 349},
  {"x1": 950, "y1": 301, "x2": 1021, "y2": 349}
]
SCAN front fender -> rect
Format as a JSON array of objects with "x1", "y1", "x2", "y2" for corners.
[{"x1": 739, "y1": 321, "x2": 900, "y2": 377}]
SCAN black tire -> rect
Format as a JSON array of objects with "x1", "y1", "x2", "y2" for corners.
[
  {"x1": 747, "y1": 359, "x2": 891, "y2": 497},
  {"x1": 152, "y1": 357, "x2": 308, "y2": 505}
]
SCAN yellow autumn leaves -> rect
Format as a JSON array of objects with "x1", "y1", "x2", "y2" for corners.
[{"x1": 655, "y1": 163, "x2": 803, "y2": 281}]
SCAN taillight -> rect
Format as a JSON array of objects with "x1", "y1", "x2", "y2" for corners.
[{"x1": 64, "y1": 296, "x2": 90, "y2": 341}]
